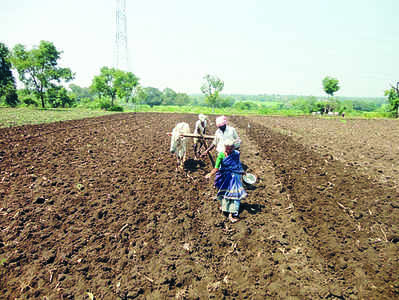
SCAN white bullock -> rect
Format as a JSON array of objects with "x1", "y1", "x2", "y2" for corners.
[{"x1": 170, "y1": 122, "x2": 190, "y2": 169}]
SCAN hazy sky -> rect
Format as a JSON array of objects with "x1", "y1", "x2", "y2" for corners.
[{"x1": 1, "y1": 0, "x2": 398, "y2": 97}]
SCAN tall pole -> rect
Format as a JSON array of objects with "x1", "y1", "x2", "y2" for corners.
[{"x1": 114, "y1": 0, "x2": 128, "y2": 71}]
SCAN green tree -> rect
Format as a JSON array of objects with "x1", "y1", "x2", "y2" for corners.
[
  {"x1": 11, "y1": 41, "x2": 73, "y2": 108},
  {"x1": 325, "y1": 97, "x2": 340, "y2": 113},
  {"x1": 218, "y1": 96, "x2": 235, "y2": 108},
  {"x1": 134, "y1": 86, "x2": 145, "y2": 105},
  {"x1": 17, "y1": 89, "x2": 38, "y2": 106},
  {"x1": 138, "y1": 87, "x2": 163, "y2": 107},
  {"x1": 175, "y1": 92, "x2": 190, "y2": 106},
  {"x1": 162, "y1": 88, "x2": 177, "y2": 105},
  {"x1": 0, "y1": 43, "x2": 18, "y2": 106},
  {"x1": 69, "y1": 84, "x2": 95, "y2": 102},
  {"x1": 313, "y1": 101, "x2": 326, "y2": 113},
  {"x1": 351, "y1": 100, "x2": 377, "y2": 112},
  {"x1": 385, "y1": 82, "x2": 399, "y2": 118},
  {"x1": 322, "y1": 76, "x2": 340, "y2": 97},
  {"x1": 91, "y1": 67, "x2": 139, "y2": 106},
  {"x1": 290, "y1": 97, "x2": 313, "y2": 113},
  {"x1": 114, "y1": 71, "x2": 139, "y2": 103},
  {"x1": 47, "y1": 86, "x2": 75, "y2": 108},
  {"x1": 91, "y1": 67, "x2": 118, "y2": 105},
  {"x1": 200, "y1": 74, "x2": 224, "y2": 110},
  {"x1": 233, "y1": 101, "x2": 259, "y2": 110}
]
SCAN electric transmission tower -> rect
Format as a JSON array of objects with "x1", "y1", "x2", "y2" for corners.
[{"x1": 114, "y1": 0, "x2": 129, "y2": 71}]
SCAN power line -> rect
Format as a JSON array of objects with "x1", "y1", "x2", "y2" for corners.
[{"x1": 114, "y1": 0, "x2": 129, "y2": 71}]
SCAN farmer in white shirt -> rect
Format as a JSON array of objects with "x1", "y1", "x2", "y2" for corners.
[
  {"x1": 201, "y1": 115, "x2": 241, "y2": 158},
  {"x1": 193, "y1": 114, "x2": 208, "y2": 159}
]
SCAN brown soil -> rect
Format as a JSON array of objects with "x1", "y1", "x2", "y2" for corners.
[{"x1": 0, "y1": 113, "x2": 398, "y2": 299}]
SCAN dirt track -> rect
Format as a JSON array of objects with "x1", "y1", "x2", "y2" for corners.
[{"x1": 0, "y1": 113, "x2": 398, "y2": 299}]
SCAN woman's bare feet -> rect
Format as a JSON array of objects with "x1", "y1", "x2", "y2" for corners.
[{"x1": 229, "y1": 213, "x2": 239, "y2": 223}]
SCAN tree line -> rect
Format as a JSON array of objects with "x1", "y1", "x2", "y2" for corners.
[
  {"x1": 0, "y1": 41, "x2": 191, "y2": 110},
  {"x1": 1, "y1": 41, "x2": 398, "y2": 117},
  {"x1": 0, "y1": 41, "x2": 232, "y2": 111}
]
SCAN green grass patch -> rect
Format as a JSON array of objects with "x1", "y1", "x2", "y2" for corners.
[
  {"x1": 0, "y1": 106, "x2": 394, "y2": 129},
  {"x1": 0, "y1": 107, "x2": 120, "y2": 128},
  {"x1": 360, "y1": 111, "x2": 393, "y2": 119},
  {"x1": 123, "y1": 104, "x2": 304, "y2": 117},
  {"x1": 340, "y1": 111, "x2": 393, "y2": 119},
  {"x1": 125, "y1": 104, "x2": 396, "y2": 119}
]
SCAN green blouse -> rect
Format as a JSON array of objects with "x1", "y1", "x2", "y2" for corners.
[{"x1": 215, "y1": 152, "x2": 226, "y2": 169}]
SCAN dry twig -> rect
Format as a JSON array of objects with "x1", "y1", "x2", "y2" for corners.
[
  {"x1": 119, "y1": 224, "x2": 129, "y2": 233},
  {"x1": 379, "y1": 225, "x2": 388, "y2": 242}
]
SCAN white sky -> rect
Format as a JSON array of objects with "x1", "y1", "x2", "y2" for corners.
[{"x1": 1, "y1": 0, "x2": 398, "y2": 97}]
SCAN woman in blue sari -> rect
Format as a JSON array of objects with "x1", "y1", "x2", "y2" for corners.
[{"x1": 205, "y1": 139, "x2": 247, "y2": 223}]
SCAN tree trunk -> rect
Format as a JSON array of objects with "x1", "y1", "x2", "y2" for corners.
[{"x1": 40, "y1": 94, "x2": 45, "y2": 108}]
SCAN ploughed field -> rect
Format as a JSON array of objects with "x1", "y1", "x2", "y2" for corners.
[{"x1": 0, "y1": 113, "x2": 398, "y2": 299}]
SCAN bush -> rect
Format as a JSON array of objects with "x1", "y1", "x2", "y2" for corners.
[
  {"x1": 22, "y1": 96, "x2": 38, "y2": 107},
  {"x1": 233, "y1": 101, "x2": 259, "y2": 111},
  {"x1": 108, "y1": 105, "x2": 123, "y2": 112},
  {"x1": 75, "y1": 97, "x2": 101, "y2": 109},
  {"x1": 99, "y1": 100, "x2": 111, "y2": 110},
  {"x1": 75, "y1": 97, "x2": 123, "y2": 111},
  {"x1": 259, "y1": 107, "x2": 272, "y2": 114}
]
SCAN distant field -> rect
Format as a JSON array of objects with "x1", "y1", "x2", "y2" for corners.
[
  {"x1": 125, "y1": 104, "x2": 304, "y2": 116},
  {"x1": 0, "y1": 106, "x2": 298, "y2": 128},
  {"x1": 0, "y1": 107, "x2": 119, "y2": 128},
  {"x1": 125, "y1": 104, "x2": 391, "y2": 118},
  {"x1": 0, "y1": 106, "x2": 392, "y2": 128}
]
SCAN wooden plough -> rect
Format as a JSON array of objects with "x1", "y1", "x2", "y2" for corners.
[{"x1": 167, "y1": 132, "x2": 215, "y2": 166}]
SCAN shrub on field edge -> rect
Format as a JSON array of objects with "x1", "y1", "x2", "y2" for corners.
[
  {"x1": 21, "y1": 97, "x2": 38, "y2": 107},
  {"x1": 24, "y1": 98, "x2": 37, "y2": 107},
  {"x1": 108, "y1": 105, "x2": 123, "y2": 112},
  {"x1": 99, "y1": 100, "x2": 111, "y2": 110},
  {"x1": 75, "y1": 97, "x2": 124, "y2": 111}
]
